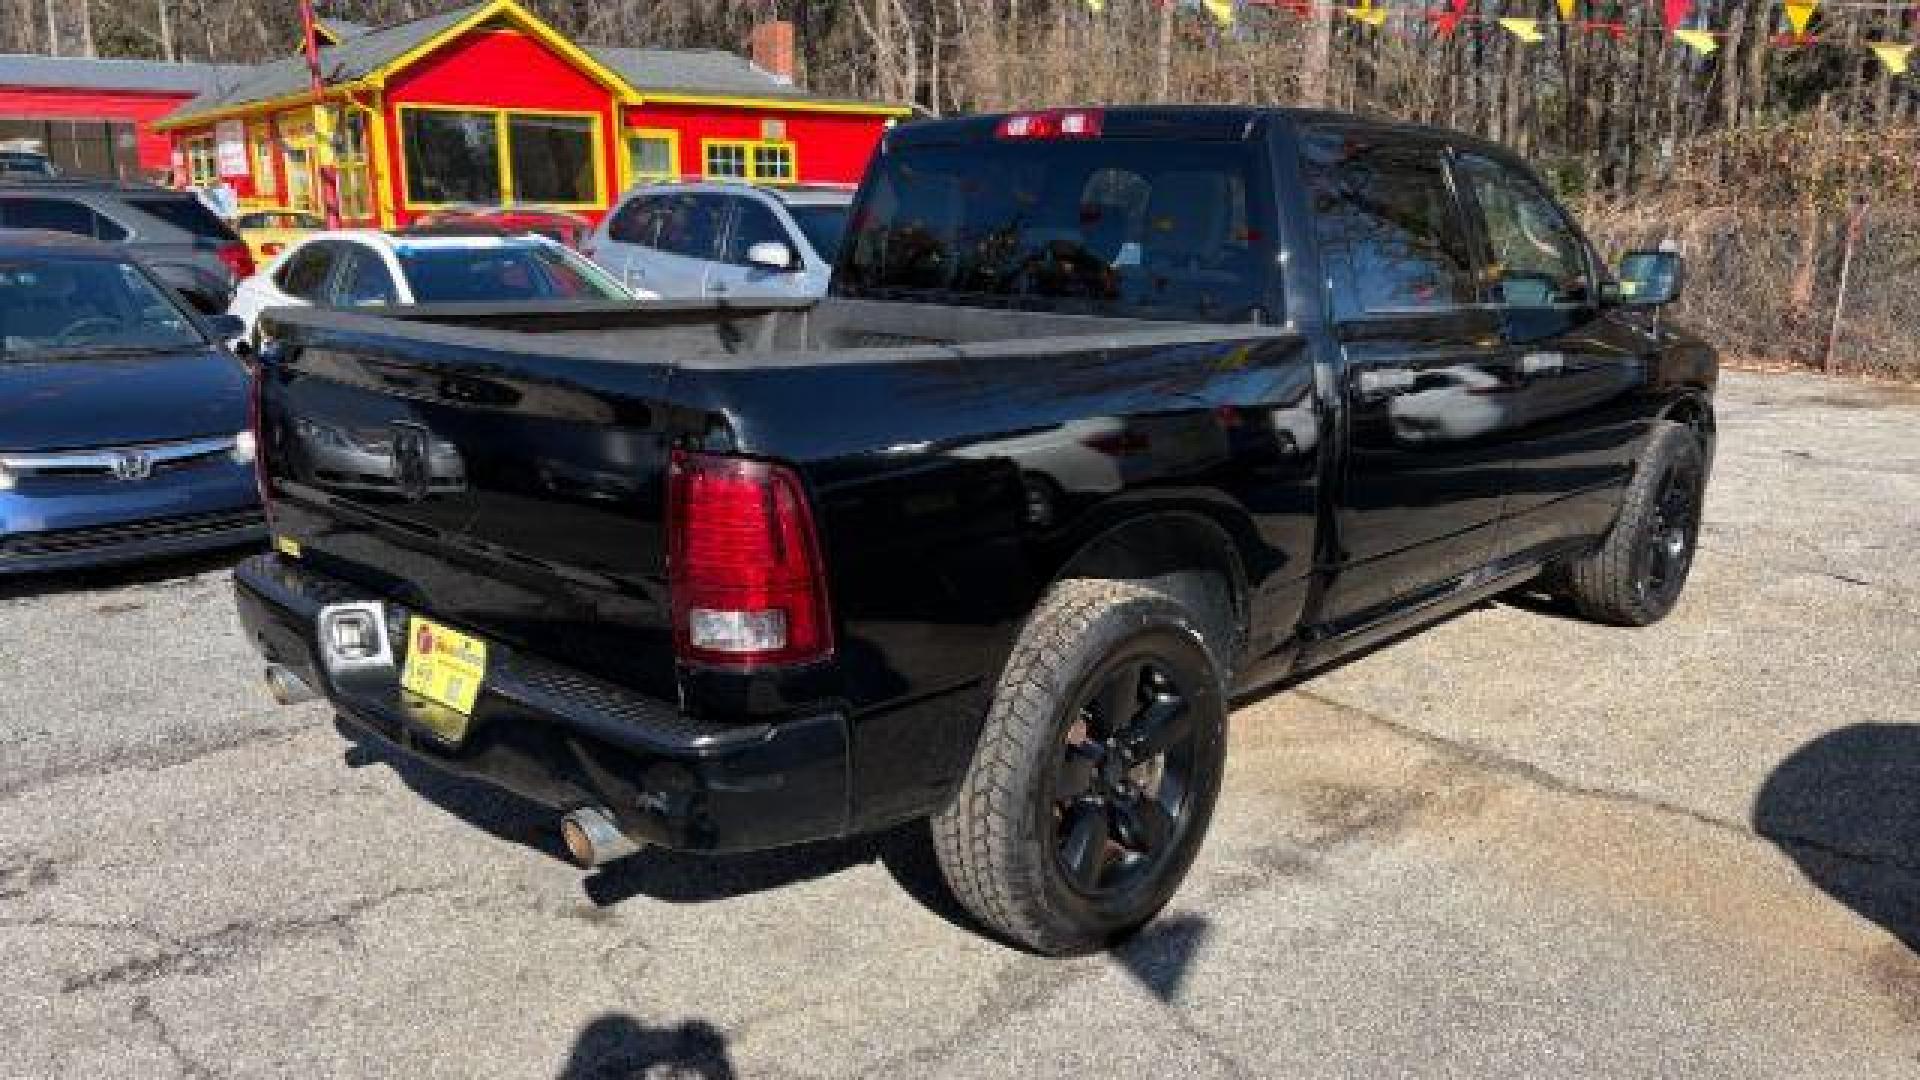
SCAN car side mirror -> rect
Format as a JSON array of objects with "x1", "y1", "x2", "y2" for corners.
[
  {"x1": 1605, "y1": 250, "x2": 1684, "y2": 307},
  {"x1": 746, "y1": 241, "x2": 798, "y2": 272},
  {"x1": 204, "y1": 313, "x2": 246, "y2": 343}
]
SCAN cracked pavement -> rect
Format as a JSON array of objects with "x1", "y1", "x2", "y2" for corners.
[{"x1": 2, "y1": 371, "x2": 1918, "y2": 1077}]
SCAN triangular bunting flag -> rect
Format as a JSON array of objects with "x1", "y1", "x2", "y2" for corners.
[
  {"x1": 1085, "y1": 0, "x2": 1105, "y2": 11},
  {"x1": 1674, "y1": 29, "x2": 1719, "y2": 55},
  {"x1": 1431, "y1": 0, "x2": 1469, "y2": 36},
  {"x1": 1499, "y1": 17, "x2": 1543, "y2": 42},
  {"x1": 1201, "y1": 0, "x2": 1236, "y2": 27},
  {"x1": 1783, "y1": 0, "x2": 1817, "y2": 35},
  {"x1": 1870, "y1": 42, "x2": 1913, "y2": 74},
  {"x1": 1347, "y1": 2, "x2": 1389, "y2": 26},
  {"x1": 1662, "y1": 0, "x2": 1692, "y2": 31},
  {"x1": 1556, "y1": 0, "x2": 1577, "y2": 21}
]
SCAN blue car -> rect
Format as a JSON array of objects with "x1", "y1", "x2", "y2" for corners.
[{"x1": 0, "y1": 232, "x2": 263, "y2": 574}]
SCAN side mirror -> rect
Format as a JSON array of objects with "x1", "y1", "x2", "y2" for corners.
[
  {"x1": 204, "y1": 313, "x2": 247, "y2": 343},
  {"x1": 1606, "y1": 250, "x2": 1684, "y2": 307},
  {"x1": 746, "y1": 241, "x2": 798, "y2": 272}
]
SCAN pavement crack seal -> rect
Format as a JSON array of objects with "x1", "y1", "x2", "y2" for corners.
[
  {"x1": 57, "y1": 882, "x2": 459, "y2": 996},
  {"x1": 131, "y1": 992, "x2": 221, "y2": 1080},
  {"x1": 0, "y1": 724, "x2": 314, "y2": 805},
  {"x1": 1294, "y1": 689, "x2": 1920, "y2": 881}
]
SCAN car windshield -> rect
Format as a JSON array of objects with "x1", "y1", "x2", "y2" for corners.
[
  {"x1": 839, "y1": 138, "x2": 1275, "y2": 321},
  {"x1": 397, "y1": 243, "x2": 626, "y2": 303},
  {"x1": 789, "y1": 205, "x2": 850, "y2": 264},
  {"x1": 0, "y1": 256, "x2": 203, "y2": 359}
]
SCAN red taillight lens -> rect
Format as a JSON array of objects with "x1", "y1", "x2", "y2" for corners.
[
  {"x1": 667, "y1": 449, "x2": 832, "y2": 668},
  {"x1": 217, "y1": 241, "x2": 256, "y2": 280},
  {"x1": 996, "y1": 109, "x2": 1104, "y2": 140}
]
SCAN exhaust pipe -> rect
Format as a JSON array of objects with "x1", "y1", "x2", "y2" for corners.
[
  {"x1": 560, "y1": 806, "x2": 640, "y2": 868},
  {"x1": 264, "y1": 664, "x2": 318, "y2": 705}
]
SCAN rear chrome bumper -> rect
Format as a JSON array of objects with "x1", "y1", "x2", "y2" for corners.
[{"x1": 232, "y1": 553, "x2": 853, "y2": 852}]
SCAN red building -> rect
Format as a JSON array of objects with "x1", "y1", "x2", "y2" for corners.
[
  {"x1": 0, "y1": 55, "x2": 248, "y2": 179},
  {"x1": 143, "y1": 0, "x2": 905, "y2": 228}
]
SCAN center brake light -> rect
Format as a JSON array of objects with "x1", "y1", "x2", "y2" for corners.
[
  {"x1": 667, "y1": 449, "x2": 833, "y2": 668},
  {"x1": 996, "y1": 109, "x2": 1105, "y2": 140}
]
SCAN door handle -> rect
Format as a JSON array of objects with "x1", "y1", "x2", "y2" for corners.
[
  {"x1": 1357, "y1": 367, "x2": 1416, "y2": 398},
  {"x1": 1520, "y1": 351, "x2": 1565, "y2": 376}
]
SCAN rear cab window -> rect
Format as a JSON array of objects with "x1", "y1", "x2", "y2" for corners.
[{"x1": 838, "y1": 123, "x2": 1279, "y2": 322}]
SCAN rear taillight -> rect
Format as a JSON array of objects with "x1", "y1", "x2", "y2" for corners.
[
  {"x1": 667, "y1": 449, "x2": 832, "y2": 668},
  {"x1": 996, "y1": 109, "x2": 1104, "y2": 140},
  {"x1": 217, "y1": 241, "x2": 255, "y2": 280}
]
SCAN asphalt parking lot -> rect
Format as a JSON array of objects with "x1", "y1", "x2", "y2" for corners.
[{"x1": 3, "y1": 370, "x2": 1917, "y2": 1078}]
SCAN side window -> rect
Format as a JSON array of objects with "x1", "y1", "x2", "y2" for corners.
[
  {"x1": 1456, "y1": 154, "x2": 1592, "y2": 307},
  {"x1": 607, "y1": 195, "x2": 662, "y2": 247},
  {"x1": 333, "y1": 245, "x2": 397, "y2": 307},
  {"x1": 723, "y1": 199, "x2": 791, "y2": 266},
  {"x1": 1301, "y1": 134, "x2": 1476, "y2": 319},
  {"x1": 655, "y1": 192, "x2": 727, "y2": 261},
  {"x1": 275, "y1": 243, "x2": 336, "y2": 300},
  {"x1": 1, "y1": 197, "x2": 123, "y2": 241}
]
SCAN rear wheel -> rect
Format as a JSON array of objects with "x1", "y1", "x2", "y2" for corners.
[
  {"x1": 932, "y1": 579, "x2": 1227, "y2": 955},
  {"x1": 1553, "y1": 419, "x2": 1706, "y2": 626}
]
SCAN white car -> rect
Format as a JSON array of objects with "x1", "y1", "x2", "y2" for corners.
[{"x1": 227, "y1": 230, "x2": 632, "y2": 343}]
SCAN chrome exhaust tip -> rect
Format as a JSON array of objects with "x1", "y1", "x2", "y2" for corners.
[
  {"x1": 560, "y1": 806, "x2": 640, "y2": 868},
  {"x1": 264, "y1": 664, "x2": 318, "y2": 705}
]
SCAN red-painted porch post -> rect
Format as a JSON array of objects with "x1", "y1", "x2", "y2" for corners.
[{"x1": 300, "y1": 0, "x2": 343, "y2": 228}]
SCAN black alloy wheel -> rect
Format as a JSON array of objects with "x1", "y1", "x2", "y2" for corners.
[
  {"x1": 1052, "y1": 651, "x2": 1200, "y2": 899},
  {"x1": 1639, "y1": 451, "x2": 1703, "y2": 607}
]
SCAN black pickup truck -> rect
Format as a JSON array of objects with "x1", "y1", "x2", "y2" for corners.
[{"x1": 234, "y1": 107, "x2": 1715, "y2": 954}]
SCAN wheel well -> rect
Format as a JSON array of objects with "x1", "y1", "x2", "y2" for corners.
[
  {"x1": 1052, "y1": 511, "x2": 1250, "y2": 680},
  {"x1": 1663, "y1": 395, "x2": 1715, "y2": 451}
]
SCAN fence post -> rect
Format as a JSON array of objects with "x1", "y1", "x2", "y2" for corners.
[{"x1": 1822, "y1": 200, "x2": 1868, "y2": 375}]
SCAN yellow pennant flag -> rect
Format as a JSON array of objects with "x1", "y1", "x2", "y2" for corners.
[
  {"x1": 1499, "y1": 17, "x2": 1544, "y2": 42},
  {"x1": 1783, "y1": 0, "x2": 1817, "y2": 35},
  {"x1": 1346, "y1": 2, "x2": 1389, "y2": 27},
  {"x1": 1085, "y1": 0, "x2": 1105, "y2": 11},
  {"x1": 1556, "y1": 0, "x2": 1577, "y2": 21},
  {"x1": 1202, "y1": 0, "x2": 1236, "y2": 26},
  {"x1": 1871, "y1": 42, "x2": 1913, "y2": 74},
  {"x1": 1674, "y1": 29, "x2": 1719, "y2": 55}
]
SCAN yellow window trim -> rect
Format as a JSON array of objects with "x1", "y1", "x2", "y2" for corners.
[
  {"x1": 699, "y1": 137, "x2": 798, "y2": 184},
  {"x1": 618, "y1": 127, "x2": 681, "y2": 190},
  {"x1": 395, "y1": 102, "x2": 607, "y2": 212}
]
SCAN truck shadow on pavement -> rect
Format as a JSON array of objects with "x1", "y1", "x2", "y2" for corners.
[
  {"x1": 1754, "y1": 724, "x2": 1920, "y2": 953},
  {"x1": 558, "y1": 1013, "x2": 735, "y2": 1080}
]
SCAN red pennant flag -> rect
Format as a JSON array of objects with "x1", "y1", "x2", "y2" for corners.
[
  {"x1": 1431, "y1": 0, "x2": 1469, "y2": 37},
  {"x1": 1662, "y1": 0, "x2": 1691, "y2": 31}
]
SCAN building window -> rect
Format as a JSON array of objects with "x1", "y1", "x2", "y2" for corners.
[
  {"x1": 625, "y1": 130, "x2": 678, "y2": 183},
  {"x1": 249, "y1": 126, "x2": 277, "y2": 197},
  {"x1": 401, "y1": 108, "x2": 502, "y2": 206},
  {"x1": 185, "y1": 136, "x2": 217, "y2": 186},
  {"x1": 399, "y1": 106, "x2": 602, "y2": 209},
  {"x1": 752, "y1": 143, "x2": 794, "y2": 182},
  {"x1": 702, "y1": 139, "x2": 796, "y2": 184},
  {"x1": 507, "y1": 114, "x2": 596, "y2": 204},
  {"x1": 336, "y1": 111, "x2": 373, "y2": 221},
  {"x1": 704, "y1": 141, "x2": 748, "y2": 179}
]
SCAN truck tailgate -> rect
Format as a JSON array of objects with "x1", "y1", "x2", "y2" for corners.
[{"x1": 257, "y1": 319, "x2": 681, "y2": 699}]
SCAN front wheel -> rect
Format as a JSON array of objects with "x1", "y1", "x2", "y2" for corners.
[
  {"x1": 1552, "y1": 419, "x2": 1707, "y2": 626},
  {"x1": 932, "y1": 579, "x2": 1227, "y2": 955}
]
